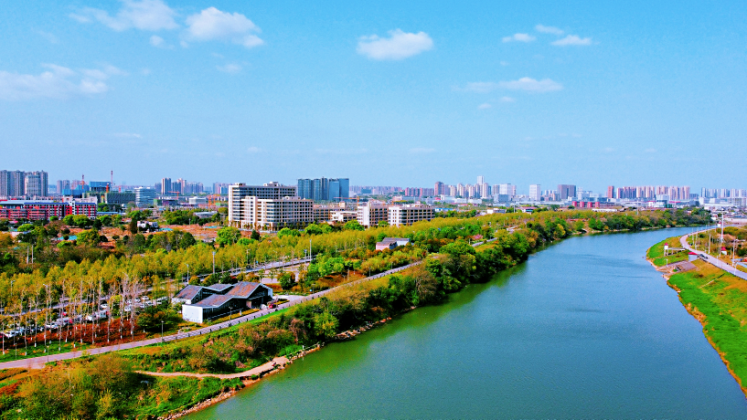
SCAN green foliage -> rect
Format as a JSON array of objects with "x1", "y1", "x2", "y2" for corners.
[
  {"x1": 137, "y1": 305, "x2": 179, "y2": 333},
  {"x1": 304, "y1": 223, "x2": 332, "y2": 235},
  {"x1": 378, "y1": 220, "x2": 389, "y2": 228},
  {"x1": 344, "y1": 220, "x2": 365, "y2": 231},
  {"x1": 278, "y1": 271, "x2": 296, "y2": 290},
  {"x1": 278, "y1": 228, "x2": 301, "y2": 239},
  {"x1": 251, "y1": 230, "x2": 261, "y2": 240},
  {"x1": 216, "y1": 227, "x2": 241, "y2": 247}
]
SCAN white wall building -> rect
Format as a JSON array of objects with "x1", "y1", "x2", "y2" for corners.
[
  {"x1": 529, "y1": 184, "x2": 541, "y2": 201},
  {"x1": 388, "y1": 204, "x2": 434, "y2": 227},
  {"x1": 231, "y1": 195, "x2": 313, "y2": 230},
  {"x1": 357, "y1": 201, "x2": 389, "y2": 227},
  {"x1": 228, "y1": 182, "x2": 298, "y2": 225}
]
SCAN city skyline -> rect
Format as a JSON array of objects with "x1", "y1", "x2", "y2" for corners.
[{"x1": 2, "y1": 1, "x2": 746, "y2": 189}]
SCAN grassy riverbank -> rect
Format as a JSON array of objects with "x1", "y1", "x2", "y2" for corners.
[
  {"x1": 647, "y1": 236, "x2": 688, "y2": 267},
  {"x1": 665, "y1": 258, "x2": 747, "y2": 395}
]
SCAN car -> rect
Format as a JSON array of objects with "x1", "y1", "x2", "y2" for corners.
[
  {"x1": 123, "y1": 305, "x2": 132, "y2": 312},
  {"x1": 2, "y1": 331, "x2": 16, "y2": 339},
  {"x1": 45, "y1": 323, "x2": 59, "y2": 330},
  {"x1": 100, "y1": 303, "x2": 108, "y2": 310}
]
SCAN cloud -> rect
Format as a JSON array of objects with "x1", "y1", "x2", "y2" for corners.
[
  {"x1": 217, "y1": 63, "x2": 242, "y2": 74},
  {"x1": 36, "y1": 30, "x2": 59, "y2": 44},
  {"x1": 535, "y1": 24, "x2": 564, "y2": 35},
  {"x1": 500, "y1": 96, "x2": 515, "y2": 103},
  {"x1": 502, "y1": 33, "x2": 535, "y2": 43},
  {"x1": 477, "y1": 103, "x2": 491, "y2": 110},
  {"x1": 357, "y1": 29, "x2": 433, "y2": 60},
  {"x1": 112, "y1": 132, "x2": 142, "y2": 138},
  {"x1": 72, "y1": 0, "x2": 178, "y2": 32},
  {"x1": 460, "y1": 78, "x2": 562, "y2": 93},
  {"x1": 247, "y1": 146, "x2": 262, "y2": 153},
  {"x1": 150, "y1": 35, "x2": 165, "y2": 47},
  {"x1": 645, "y1": 148, "x2": 657, "y2": 153},
  {"x1": 185, "y1": 7, "x2": 264, "y2": 48},
  {"x1": 409, "y1": 147, "x2": 436, "y2": 154},
  {"x1": 551, "y1": 35, "x2": 592, "y2": 46},
  {"x1": 0, "y1": 64, "x2": 125, "y2": 100}
]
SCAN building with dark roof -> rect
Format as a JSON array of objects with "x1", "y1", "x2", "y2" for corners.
[{"x1": 178, "y1": 282, "x2": 274, "y2": 323}]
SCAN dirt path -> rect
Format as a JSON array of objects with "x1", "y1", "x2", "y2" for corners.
[{"x1": 137, "y1": 357, "x2": 289, "y2": 379}]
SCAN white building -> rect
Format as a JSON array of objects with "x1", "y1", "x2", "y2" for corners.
[
  {"x1": 388, "y1": 204, "x2": 434, "y2": 227},
  {"x1": 228, "y1": 182, "x2": 298, "y2": 225},
  {"x1": 357, "y1": 201, "x2": 389, "y2": 227},
  {"x1": 529, "y1": 184, "x2": 541, "y2": 201},
  {"x1": 231, "y1": 195, "x2": 313, "y2": 230},
  {"x1": 499, "y1": 183, "x2": 516, "y2": 198}
]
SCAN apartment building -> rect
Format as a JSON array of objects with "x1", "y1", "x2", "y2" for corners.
[
  {"x1": 357, "y1": 201, "x2": 388, "y2": 227},
  {"x1": 0, "y1": 200, "x2": 96, "y2": 220},
  {"x1": 388, "y1": 204, "x2": 434, "y2": 227},
  {"x1": 529, "y1": 184, "x2": 542, "y2": 201},
  {"x1": 134, "y1": 187, "x2": 157, "y2": 208},
  {"x1": 228, "y1": 182, "x2": 297, "y2": 223},
  {"x1": 233, "y1": 196, "x2": 313, "y2": 230}
]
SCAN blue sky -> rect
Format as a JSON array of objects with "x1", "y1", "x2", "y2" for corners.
[{"x1": 1, "y1": 1, "x2": 746, "y2": 193}]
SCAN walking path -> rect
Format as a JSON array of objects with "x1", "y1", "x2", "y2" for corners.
[
  {"x1": 0, "y1": 234, "x2": 503, "y2": 370},
  {"x1": 680, "y1": 229, "x2": 747, "y2": 280},
  {"x1": 137, "y1": 357, "x2": 289, "y2": 380}
]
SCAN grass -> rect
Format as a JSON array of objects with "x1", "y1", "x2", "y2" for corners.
[
  {"x1": 667, "y1": 259, "x2": 747, "y2": 393},
  {"x1": 134, "y1": 375, "x2": 243, "y2": 417},
  {"x1": 648, "y1": 236, "x2": 689, "y2": 267},
  {"x1": 0, "y1": 340, "x2": 91, "y2": 363}
]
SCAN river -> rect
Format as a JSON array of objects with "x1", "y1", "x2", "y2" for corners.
[{"x1": 188, "y1": 228, "x2": 747, "y2": 418}]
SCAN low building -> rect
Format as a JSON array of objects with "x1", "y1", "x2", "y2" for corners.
[
  {"x1": 105, "y1": 191, "x2": 136, "y2": 207},
  {"x1": 134, "y1": 187, "x2": 157, "y2": 208},
  {"x1": 0, "y1": 200, "x2": 97, "y2": 220},
  {"x1": 312, "y1": 205, "x2": 334, "y2": 222},
  {"x1": 375, "y1": 237, "x2": 411, "y2": 251},
  {"x1": 232, "y1": 196, "x2": 313, "y2": 230},
  {"x1": 387, "y1": 204, "x2": 434, "y2": 227},
  {"x1": 330, "y1": 210, "x2": 357, "y2": 223},
  {"x1": 179, "y1": 282, "x2": 274, "y2": 323}
]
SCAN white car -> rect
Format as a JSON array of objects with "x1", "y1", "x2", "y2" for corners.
[
  {"x1": 45, "y1": 323, "x2": 59, "y2": 330},
  {"x1": 100, "y1": 303, "x2": 108, "y2": 310}
]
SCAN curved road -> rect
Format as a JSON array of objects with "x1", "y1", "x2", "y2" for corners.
[{"x1": 680, "y1": 229, "x2": 747, "y2": 280}]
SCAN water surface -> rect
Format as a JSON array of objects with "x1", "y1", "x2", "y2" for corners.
[{"x1": 189, "y1": 228, "x2": 747, "y2": 418}]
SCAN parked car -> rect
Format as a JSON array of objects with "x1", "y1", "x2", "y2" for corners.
[
  {"x1": 100, "y1": 303, "x2": 108, "y2": 310},
  {"x1": 45, "y1": 323, "x2": 59, "y2": 330},
  {"x1": 2, "y1": 331, "x2": 17, "y2": 339}
]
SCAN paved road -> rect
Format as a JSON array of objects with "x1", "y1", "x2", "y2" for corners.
[
  {"x1": 680, "y1": 229, "x2": 747, "y2": 280},
  {"x1": 0, "y1": 233, "x2": 507, "y2": 370}
]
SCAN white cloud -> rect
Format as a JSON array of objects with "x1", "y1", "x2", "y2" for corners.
[
  {"x1": 409, "y1": 147, "x2": 436, "y2": 154},
  {"x1": 477, "y1": 103, "x2": 491, "y2": 110},
  {"x1": 460, "y1": 77, "x2": 563, "y2": 93},
  {"x1": 502, "y1": 33, "x2": 536, "y2": 43},
  {"x1": 185, "y1": 7, "x2": 264, "y2": 48},
  {"x1": 535, "y1": 24, "x2": 564, "y2": 35},
  {"x1": 217, "y1": 63, "x2": 242, "y2": 74},
  {"x1": 357, "y1": 29, "x2": 433, "y2": 60},
  {"x1": 0, "y1": 64, "x2": 125, "y2": 100},
  {"x1": 645, "y1": 148, "x2": 657, "y2": 153},
  {"x1": 247, "y1": 146, "x2": 262, "y2": 153},
  {"x1": 500, "y1": 96, "x2": 515, "y2": 103},
  {"x1": 112, "y1": 132, "x2": 142, "y2": 138},
  {"x1": 551, "y1": 35, "x2": 592, "y2": 46},
  {"x1": 500, "y1": 61, "x2": 509, "y2": 66},
  {"x1": 36, "y1": 30, "x2": 59, "y2": 44},
  {"x1": 150, "y1": 35, "x2": 164, "y2": 47},
  {"x1": 72, "y1": 0, "x2": 178, "y2": 32}
]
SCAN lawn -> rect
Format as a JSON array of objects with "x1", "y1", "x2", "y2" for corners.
[
  {"x1": 668, "y1": 260, "x2": 747, "y2": 393},
  {"x1": 648, "y1": 236, "x2": 688, "y2": 267}
]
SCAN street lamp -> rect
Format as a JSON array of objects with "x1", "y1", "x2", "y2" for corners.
[
  {"x1": 212, "y1": 251, "x2": 216, "y2": 275},
  {"x1": 161, "y1": 319, "x2": 164, "y2": 343}
]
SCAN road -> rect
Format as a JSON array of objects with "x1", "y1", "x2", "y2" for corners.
[
  {"x1": 0, "y1": 233, "x2": 505, "y2": 370},
  {"x1": 680, "y1": 229, "x2": 747, "y2": 281}
]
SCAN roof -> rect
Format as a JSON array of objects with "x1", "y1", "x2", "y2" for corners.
[
  {"x1": 174, "y1": 285, "x2": 202, "y2": 301},
  {"x1": 379, "y1": 237, "x2": 410, "y2": 244},
  {"x1": 226, "y1": 282, "x2": 261, "y2": 298},
  {"x1": 205, "y1": 283, "x2": 233, "y2": 293},
  {"x1": 193, "y1": 294, "x2": 233, "y2": 308}
]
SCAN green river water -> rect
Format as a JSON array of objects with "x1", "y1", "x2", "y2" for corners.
[{"x1": 189, "y1": 228, "x2": 747, "y2": 418}]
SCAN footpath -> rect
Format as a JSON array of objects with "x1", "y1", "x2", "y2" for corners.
[
  {"x1": 680, "y1": 230, "x2": 747, "y2": 281},
  {"x1": 0, "y1": 235, "x2": 501, "y2": 370}
]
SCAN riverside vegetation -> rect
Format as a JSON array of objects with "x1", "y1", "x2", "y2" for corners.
[
  {"x1": 0, "y1": 208, "x2": 709, "y2": 419},
  {"x1": 662, "y1": 250, "x2": 747, "y2": 395}
]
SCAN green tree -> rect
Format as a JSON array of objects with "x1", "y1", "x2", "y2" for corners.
[
  {"x1": 216, "y1": 226, "x2": 241, "y2": 247},
  {"x1": 278, "y1": 271, "x2": 296, "y2": 290},
  {"x1": 313, "y1": 311, "x2": 339, "y2": 339},
  {"x1": 377, "y1": 220, "x2": 389, "y2": 228},
  {"x1": 251, "y1": 230, "x2": 261, "y2": 240},
  {"x1": 344, "y1": 220, "x2": 364, "y2": 231},
  {"x1": 278, "y1": 228, "x2": 300, "y2": 239},
  {"x1": 128, "y1": 219, "x2": 138, "y2": 235}
]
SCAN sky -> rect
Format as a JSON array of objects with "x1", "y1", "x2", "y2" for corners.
[{"x1": 1, "y1": 0, "x2": 746, "y2": 194}]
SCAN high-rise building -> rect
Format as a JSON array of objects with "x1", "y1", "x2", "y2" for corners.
[
  {"x1": 388, "y1": 204, "x2": 434, "y2": 227},
  {"x1": 529, "y1": 184, "x2": 541, "y2": 201},
  {"x1": 477, "y1": 175, "x2": 485, "y2": 185},
  {"x1": 161, "y1": 178, "x2": 172, "y2": 195},
  {"x1": 297, "y1": 177, "x2": 349, "y2": 201},
  {"x1": 23, "y1": 171, "x2": 48, "y2": 197},
  {"x1": 607, "y1": 186, "x2": 615, "y2": 199},
  {"x1": 480, "y1": 183, "x2": 490, "y2": 198},
  {"x1": 134, "y1": 187, "x2": 157, "y2": 207},
  {"x1": 558, "y1": 184, "x2": 577, "y2": 200},
  {"x1": 434, "y1": 181, "x2": 445, "y2": 196},
  {"x1": 499, "y1": 183, "x2": 516, "y2": 198}
]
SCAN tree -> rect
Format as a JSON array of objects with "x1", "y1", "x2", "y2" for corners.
[
  {"x1": 313, "y1": 311, "x2": 338, "y2": 339},
  {"x1": 377, "y1": 220, "x2": 389, "y2": 228},
  {"x1": 216, "y1": 227, "x2": 241, "y2": 247},
  {"x1": 251, "y1": 230, "x2": 261, "y2": 240},
  {"x1": 278, "y1": 271, "x2": 296, "y2": 290},
  {"x1": 278, "y1": 228, "x2": 300, "y2": 239},
  {"x1": 128, "y1": 219, "x2": 138, "y2": 235},
  {"x1": 344, "y1": 220, "x2": 364, "y2": 231}
]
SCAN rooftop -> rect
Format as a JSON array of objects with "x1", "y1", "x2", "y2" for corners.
[
  {"x1": 226, "y1": 281, "x2": 261, "y2": 298},
  {"x1": 193, "y1": 294, "x2": 233, "y2": 308}
]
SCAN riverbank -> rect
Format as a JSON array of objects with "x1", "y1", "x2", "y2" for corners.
[{"x1": 658, "y1": 255, "x2": 747, "y2": 396}]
